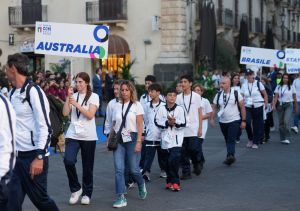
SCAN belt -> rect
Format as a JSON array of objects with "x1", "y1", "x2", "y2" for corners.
[
  {"x1": 145, "y1": 140, "x2": 160, "y2": 146},
  {"x1": 16, "y1": 150, "x2": 36, "y2": 158}
]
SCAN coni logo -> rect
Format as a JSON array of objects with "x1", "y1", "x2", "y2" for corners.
[
  {"x1": 90, "y1": 25, "x2": 109, "y2": 59},
  {"x1": 37, "y1": 24, "x2": 51, "y2": 35}
]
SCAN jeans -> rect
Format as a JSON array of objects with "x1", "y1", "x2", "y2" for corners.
[
  {"x1": 246, "y1": 106, "x2": 264, "y2": 144},
  {"x1": 142, "y1": 141, "x2": 165, "y2": 174},
  {"x1": 161, "y1": 147, "x2": 181, "y2": 185},
  {"x1": 293, "y1": 101, "x2": 300, "y2": 128},
  {"x1": 64, "y1": 139, "x2": 96, "y2": 197},
  {"x1": 113, "y1": 132, "x2": 144, "y2": 195},
  {"x1": 6, "y1": 153, "x2": 59, "y2": 211},
  {"x1": 219, "y1": 120, "x2": 240, "y2": 156},
  {"x1": 181, "y1": 137, "x2": 203, "y2": 175},
  {"x1": 0, "y1": 179, "x2": 8, "y2": 210},
  {"x1": 277, "y1": 103, "x2": 293, "y2": 140}
]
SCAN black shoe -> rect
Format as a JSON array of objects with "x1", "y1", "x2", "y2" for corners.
[
  {"x1": 193, "y1": 163, "x2": 203, "y2": 176},
  {"x1": 180, "y1": 174, "x2": 192, "y2": 180},
  {"x1": 223, "y1": 155, "x2": 236, "y2": 166}
]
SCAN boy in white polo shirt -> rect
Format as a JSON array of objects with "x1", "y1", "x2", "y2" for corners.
[{"x1": 176, "y1": 75, "x2": 203, "y2": 179}]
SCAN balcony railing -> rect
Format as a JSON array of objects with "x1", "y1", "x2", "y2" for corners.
[
  {"x1": 86, "y1": 0, "x2": 127, "y2": 23},
  {"x1": 9, "y1": 5, "x2": 47, "y2": 27}
]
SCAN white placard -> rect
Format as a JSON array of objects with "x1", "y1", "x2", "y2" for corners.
[
  {"x1": 240, "y1": 46, "x2": 285, "y2": 68},
  {"x1": 286, "y1": 64, "x2": 300, "y2": 74},
  {"x1": 34, "y1": 22, "x2": 109, "y2": 59},
  {"x1": 285, "y1": 48, "x2": 300, "y2": 65}
]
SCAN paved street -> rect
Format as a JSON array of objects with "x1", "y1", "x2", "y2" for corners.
[{"x1": 23, "y1": 121, "x2": 300, "y2": 211}]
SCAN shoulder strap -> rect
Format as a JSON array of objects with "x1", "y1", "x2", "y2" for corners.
[
  {"x1": 234, "y1": 90, "x2": 238, "y2": 104},
  {"x1": 0, "y1": 94, "x2": 15, "y2": 178},
  {"x1": 22, "y1": 82, "x2": 35, "y2": 110},
  {"x1": 257, "y1": 80, "x2": 261, "y2": 92},
  {"x1": 216, "y1": 91, "x2": 222, "y2": 107},
  {"x1": 118, "y1": 102, "x2": 133, "y2": 133},
  {"x1": 9, "y1": 87, "x2": 16, "y2": 101}
]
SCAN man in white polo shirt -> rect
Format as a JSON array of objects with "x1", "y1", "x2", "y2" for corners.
[{"x1": 212, "y1": 77, "x2": 246, "y2": 165}]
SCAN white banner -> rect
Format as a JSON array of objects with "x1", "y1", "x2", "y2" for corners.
[
  {"x1": 34, "y1": 22, "x2": 109, "y2": 59},
  {"x1": 240, "y1": 46, "x2": 285, "y2": 68},
  {"x1": 285, "y1": 48, "x2": 300, "y2": 65},
  {"x1": 286, "y1": 64, "x2": 300, "y2": 74}
]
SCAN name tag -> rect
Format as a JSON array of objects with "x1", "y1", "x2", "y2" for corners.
[
  {"x1": 246, "y1": 98, "x2": 253, "y2": 106},
  {"x1": 74, "y1": 121, "x2": 85, "y2": 134},
  {"x1": 186, "y1": 116, "x2": 192, "y2": 126},
  {"x1": 121, "y1": 128, "x2": 132, "y2": 143},
  {"x1": 217, "y1": 109, "x2": 225, "y2": 118}
]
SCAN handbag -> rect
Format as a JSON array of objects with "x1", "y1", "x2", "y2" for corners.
[{"x1": 107, "y1": 102, "x2": 133, "y2": 151}]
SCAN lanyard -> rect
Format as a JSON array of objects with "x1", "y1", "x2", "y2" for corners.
[
  {"x1": 248, "y1": 83, "x2": 254, "y2": 96},
  {"x1": 76, "y1": 93, "x2": 87, "y2": 119},
  {"x1": 222, "y1": 89, "x2": 231, "y2": 109},
  {"x1": 121, "y1": 103, "x2": 128, "y2": 128},
  {"x1": 280, "y1": 86, "x2": 288, "y2": 99},
  {"x1": 182, "y1": 92, "x2": 193, "y2": 114},
  {"x1": 150, "y1": 100, "x2": 161, "y2": 113}
]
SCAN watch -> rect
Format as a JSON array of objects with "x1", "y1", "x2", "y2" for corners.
[{"x1": 36, "y1": 154, "x2": 43, "y2": 160}]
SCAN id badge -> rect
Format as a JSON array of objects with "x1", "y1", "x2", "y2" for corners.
[
  {"x1": 217, "y1": 109, "x2": 224, "y2": 118},
  {"x1": 246, "y1": 98, "x2": 253, "y2": 106},
  {"x1": 186, "y1": 115, "x2": 191, "y2": 126},
  {"x1": 74, "y1": 121, "x2": 85, "y2": 134},
  {"x1": 121, "y1": 128, "x2": 132, "y2": 143},
  {"x1": 279, "y1": 101, "x2": 282, "y2": 106}
]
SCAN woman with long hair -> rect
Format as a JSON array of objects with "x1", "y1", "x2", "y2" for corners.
[
  {"x1": 272, "y1": 73, "x2": 298, "y2": 144},
  {"x1": 63, "y1": 72, "x2": 99, "y2": 205},
  {"x1": 110, "y1": 80, "x2": 147, "y2": 208},
  {"x1": 231, "y1": 73, "x2": 242, "y2": 143}
]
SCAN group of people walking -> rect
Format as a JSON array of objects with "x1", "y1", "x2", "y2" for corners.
[{"x1": 0, "y1": 53, "x2": 299, "y2": 210}]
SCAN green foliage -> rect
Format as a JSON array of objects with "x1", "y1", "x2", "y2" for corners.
[
  {"x1": 216, "y1": 39, "x2": 238, "y2": 72},
  {"x1": 119, "y1": 59, "x2": 136, "y2": 83},
  {"x1": 135, "y1": 84, "x2": 145, "y2": 99},
  {"x1": 50, "y1": 59, "x2": 70, "y2": 73}
]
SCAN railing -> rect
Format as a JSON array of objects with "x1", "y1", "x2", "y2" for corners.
[
  {"x1": 86, "y1": 0, "x2": 127, "y2": 23},
  {"x1": 8, "y1": 5, "x2": 47, "y2": 27}
]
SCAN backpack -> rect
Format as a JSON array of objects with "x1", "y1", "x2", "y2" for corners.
[
  {"x1": 10, "y1": 82, "x2": 63, "y2": 149},
  {"x1": 216, "y1": 89, "x2": 241, "y2": 114}
]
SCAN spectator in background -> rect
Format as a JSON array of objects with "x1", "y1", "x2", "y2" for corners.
[
  {"x1": 267, "y1": 68, "x2": 278, "y2": 91},
  {"x1": 212, "y1": 70, "x2": 221, "y2": 90},
  {"x1": 57, "y1": 79, "x2": 67, "y2": 102},
  {"x1": 239, "y1": 69, "x2": 246, "y2": 85},
  {"x1": 92, "y1": 68, "x2": 103, "y2": 116},
  {"x1": 200, "y1": 70, "x2": 210, "y2": 89},
  {"x1": 105, "y1": 71, "x2": 114, "y2": 102},
  {"x1": 176, "y1": 81, "x2": 183, "y2": 94}
]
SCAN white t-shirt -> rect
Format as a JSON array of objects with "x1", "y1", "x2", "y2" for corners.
[
  {"x1": 113, "y1": 101, "x2": 144, "y2": 133},
  {"x1": 201, "y1": 97, "x2": 213, "y2": 139},
  {"x1": 274, "y1": 85, "x2": 296, "y2": 103},
  {"x1": 232, "y1": 86, "x2": 241, "y2": 93},
  {"x1": 176, "y1": 91, "x2": 203, "y2": 137},
  {"x1": 65, "y1": 92, "x2": 99, "y2": 141},
  {"x1": 241, "y1": 80, "x2": 265, "y2": 108},
  {"x1": 213, "y1": 89, "x2": 243, "y2": 123},
  {"x1": 292, "y1": 78, "x2": 300, "y2": 102}
]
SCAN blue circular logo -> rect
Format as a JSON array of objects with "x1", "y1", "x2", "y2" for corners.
[
  {"x1": 276, "y1": 50, "x2": 285, "y2": 59},
  {"x1": 93, "y1": 25, "x2": 109, "y2": 43}
]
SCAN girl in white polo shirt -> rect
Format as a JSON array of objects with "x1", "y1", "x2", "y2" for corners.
[
  {"x1": 272, "y1": 73, "x2": 298, "y2": 144},
  {"x1": 63, "y1": 72, "x2": 99, "y2": 205}
]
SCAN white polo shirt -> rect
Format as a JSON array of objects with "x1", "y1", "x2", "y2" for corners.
[
  {"x1": 65, "y1": 92, "x2": 99, "y2": 141},
  {"x1": 201, "y1": 97, "x2": 213, "y2": 139},
  {"x1": 104, "y1": 98, "x2": 120, "y2": 135},
  {"x1": 241, "y1": 80, "x2": 265, "y2": 108},
  {"x1": 113, "y1": 101, "x2": 144, "y2": 133},
  {"x1": 176, "y1": 91, "x2": 203, "y2": 137},
  {"x1": 0, "y1": 94, "x2": 16, "y2": 179},
  {"x1": 292, "y1": 78, "x2": 300, "y2": 102},
  {"x1": 274, "y1": 85, "x2": 296, "y2": 103},
  {"x1": 213, "y1": 89, "x2": 243, "y2": 123}
]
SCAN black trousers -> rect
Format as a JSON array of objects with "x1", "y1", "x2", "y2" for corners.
[
  {"x1": 64, "y1": 139, "x2": 96, "y2": 198},
  {"x1": 161, "y1": 147, "x2": 181, "y2": 185},
  {"x1": 6, "y1": 153, "x2": 59, "y2": 211},
  {"x1": 0, "y1": 179, "x2": 8, "y2": 210}
]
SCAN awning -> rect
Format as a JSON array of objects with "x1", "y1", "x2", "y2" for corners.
[{"x1": 108, "y1": 35, "x2": 130, "y2": 55}]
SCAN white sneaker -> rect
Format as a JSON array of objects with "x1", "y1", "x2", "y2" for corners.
[
  {"x1": 246, "y1": 141, "x2": 253, "y2": 148},
  {"x1": 270, "y1": 126, "x2": 276, "y2": 132},
  {"x1": 69, "y1": 188, "x2": 82, "y2": 205},
  {"x1": 160, "y1": 171, "x2": 167, "y2": 178},
  {"x1": 281, "y1": 140, "x2": 290, "y2": 144},
  {"x1": 291, "y1": 126, "x2": 298, "y2": 134},
  {"x1": 81, "y1": 195, "x2": 90, "y2": 205},
  {"x1": 251, "y1": 144, "x2": 259, "y2": 149}
]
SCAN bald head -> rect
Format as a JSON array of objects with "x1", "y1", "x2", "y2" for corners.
[{"x1": 220, "y1": 76, "x2": 231, "y2": 91}]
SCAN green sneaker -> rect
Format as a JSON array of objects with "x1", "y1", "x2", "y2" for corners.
[
  {"x1": 113, "y1": 195, "x2": 127, "y2": 208},
  {"x1": 138, "y1": 183, "x2": 147, "y2": 199}
]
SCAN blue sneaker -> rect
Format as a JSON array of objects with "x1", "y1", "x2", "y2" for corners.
[
  {"x1": 113, "y1": 195, "x2": 127, "y2": 208},
  {"x1": 138, "y1": 183, "x2": 147, "y2": 199}
]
